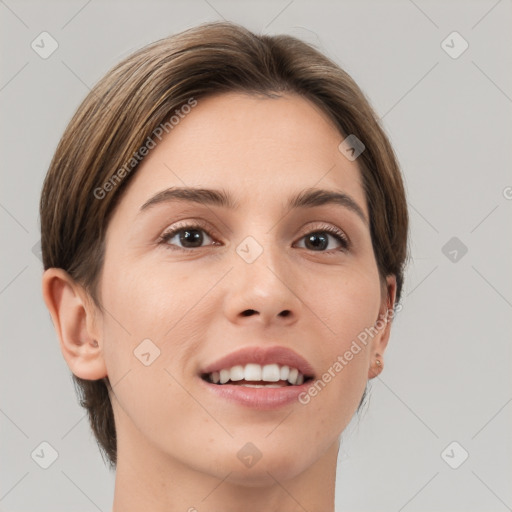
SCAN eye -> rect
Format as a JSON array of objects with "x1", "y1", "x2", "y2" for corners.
[
  {"x1": 158, "y1": 221, "x2": 218, "y2": 251},
  {"x1": 157, "y1": 221, "x2": 350, "y2": 253},
  {"x1": 295, "y1": 225, "x2": 350, "y2": 253}
]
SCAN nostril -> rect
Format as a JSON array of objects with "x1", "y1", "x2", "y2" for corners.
[
  {"x1": 241, "y1": 309, "x2": 257, "y2": 317},
  {"x1": 279, "y1": 310, "x2": 291, "y2": 317}
]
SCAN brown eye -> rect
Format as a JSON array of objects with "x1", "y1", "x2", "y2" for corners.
[
  {"x1": 159, "y1": 222, "x2": 217, "y2": 251},
  {"x1": 296, "y1": 226, "x2": 350, "y2": 252}
]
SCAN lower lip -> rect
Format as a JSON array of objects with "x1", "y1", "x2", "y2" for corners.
[{"x1": 198, "y1": 377, "x2": 312, "y2": 410}]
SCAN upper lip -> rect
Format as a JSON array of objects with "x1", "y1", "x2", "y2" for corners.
[{"x1": 200, "y1": 346, "x2": 316, "y2": 377}]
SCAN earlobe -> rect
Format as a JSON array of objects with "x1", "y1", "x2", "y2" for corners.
[
  {"x1": 368, "y1": 355, "x2": 383, "y2": 379},
  {"x1": 42, "y1": 268, "x2": 107, "y2": 380}
]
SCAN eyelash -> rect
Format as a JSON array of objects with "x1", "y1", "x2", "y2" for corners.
[{"x1": 157, "y1": 220, "x2": 350, "y2": 254}]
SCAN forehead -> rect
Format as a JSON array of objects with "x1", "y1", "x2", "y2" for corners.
[{"x1": 113, "y1": 91, "x2": 368, "y2": 220}]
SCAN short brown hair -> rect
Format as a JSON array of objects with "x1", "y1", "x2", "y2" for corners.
[{"x1": 40, "y1": 21, "x2": 409, "y2": 469}]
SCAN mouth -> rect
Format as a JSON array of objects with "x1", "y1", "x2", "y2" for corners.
[
  {"x1": 198, "y1": 346, "x2": 315, "y2": 409},
  {"x1": 200, "y1": 363, "x2": 314, "y2": 388}
]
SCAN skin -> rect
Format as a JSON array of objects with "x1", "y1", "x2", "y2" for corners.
[{"x1": 42, "y1": 91, "x2": 396, "y2": 512}]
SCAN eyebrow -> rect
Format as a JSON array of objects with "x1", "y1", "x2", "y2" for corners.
[{"x1": 139, "y1": 186, "x2": 368, "y2": 225}]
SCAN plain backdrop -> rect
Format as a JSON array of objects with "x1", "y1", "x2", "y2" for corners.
[{"x1": 1, "y1": 1, "x2": 511, "y2": 511}]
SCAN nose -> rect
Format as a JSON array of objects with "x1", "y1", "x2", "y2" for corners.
[{"x1": 222, "y1": 239, "x2": 302, "y2": 327}]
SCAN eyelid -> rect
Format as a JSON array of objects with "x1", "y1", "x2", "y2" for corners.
[
  {"x1": 297, "y1": 222, "x2": 350, "y2": 250},
  {"x1": 157, "y1": 218, "x2": 218, "y2": 243},
  {"x1": 157, "y1": 219, "x2": 350, "y2": 251}
]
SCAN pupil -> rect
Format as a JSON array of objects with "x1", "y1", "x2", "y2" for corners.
[
  {"x1": 305, "y1": 232, "x2": 327, "y2": 251},
  {"x1": 180, "y1": 229, "x2": 203, "y2": 247}
]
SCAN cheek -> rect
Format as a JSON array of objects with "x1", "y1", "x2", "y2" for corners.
[
  {"x1": 101, "y1": 258, "x2": 190, "y2": 338},
  {"x1": 294, "y1": 262, "x2": 380, "y2": 419},
  {"x1": 97, "y1": 264, "x2": 206, "y2": 445},
  {"x1": 302, "y1": 260, "x2": 382, "y2": 349},
  {"x1": 99, "y1": 259, "x2": 216, "y2": 382}
]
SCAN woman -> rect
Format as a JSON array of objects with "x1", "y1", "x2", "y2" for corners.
[{"x1": 40, "y1": 20, "x2": 409, "y2": 512}]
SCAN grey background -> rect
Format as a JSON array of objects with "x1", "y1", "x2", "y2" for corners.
[{"x1": 1, "y1": 0, "x2": 511, "y2": 511}]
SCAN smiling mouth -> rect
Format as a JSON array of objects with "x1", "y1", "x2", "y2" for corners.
[{"x1": 200, "y1": 363, "x2": 313, "y2": 387}]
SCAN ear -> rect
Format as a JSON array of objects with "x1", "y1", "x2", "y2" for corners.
[
  {"x1": 368, "y1": 274, "x2": 397, "y2": 379},
  {"x1": 42, "y1": 268, "x2": 107, "y2": 380}
]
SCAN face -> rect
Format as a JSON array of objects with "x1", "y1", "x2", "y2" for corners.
[{"x1": 92, "y1": 92, "x2": 395, "y2": 483}]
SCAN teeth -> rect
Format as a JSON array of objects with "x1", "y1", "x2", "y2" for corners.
[
  {"x1": 287, "y1": 367, "x2": 298, "y2": 385},
  {"x1": 261, "y1": 364, "x2": 280, "y2": 382},
  {"x1": 230, "y1": 365, "x2": 244, "y2": 381},
  {"x1": 206, "y1": 363, "x2": 307, "y2": 386},
  {"x1": 244, "y1": 363, "x2": 262, "y2": 381}
]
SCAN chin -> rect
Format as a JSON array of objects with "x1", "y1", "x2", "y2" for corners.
[
  {"x1": 199, "y1": 444, "x2": 315, "y2": 487},
  {"x1": 223, "y1": 458, "x2": 311, "y2": 487}
]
